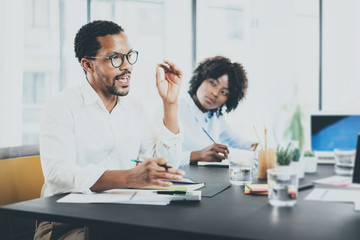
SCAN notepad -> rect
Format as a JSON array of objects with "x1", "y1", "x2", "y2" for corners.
[
  {"x1": 244, "y1": 184, "x2": 268, "y2": 195},
  {"x1": 147, "y1": 179, "x2": 205, "y2": 191},
  {"x1": 198, "y1": 159, "x2": 229, "y2": 167},
  {"x1": 146, "y1": 178, "x2": 205, "y2": 191}
]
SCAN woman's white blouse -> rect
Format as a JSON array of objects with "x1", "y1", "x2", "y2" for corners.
[{"x1": 178, "y1": 94, "x2": 254, "y2": 167}]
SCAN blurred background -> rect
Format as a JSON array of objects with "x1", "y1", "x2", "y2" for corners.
[{"x1": 1, "y1": 0, "x2": 359, "y2": 150}]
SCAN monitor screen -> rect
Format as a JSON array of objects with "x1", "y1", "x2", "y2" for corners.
[
  {"x1": 353, "y1": 134, "x2": 360, "y2": 183},
  {"x1": 311, "y1": 115, "x2": 360, "y2": 152}
]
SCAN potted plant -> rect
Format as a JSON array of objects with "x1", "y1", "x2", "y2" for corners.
[
  {"x1": 303, "y1": 150, "x2": 317, "y2": 173},
  {"x1": 276, "y1": 144, "x2": 293, "y2": 167},
  {"x1": 272, "y1": 144, "x2": 295, "y2": 181},
  {"x1": 291, "y1": 148, "x2": 305, "y2": 178}
]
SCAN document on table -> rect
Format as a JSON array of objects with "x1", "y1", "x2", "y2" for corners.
[
  {"x1": 305, "y1": 188, "x2": 360, "y2": 211},
  {"x1": 312, "y1": 175, "x2": 352, "y2": 187},
  {"x1": 57, "y1": 189, "x2": 201, "y2": 205},
  {"x1": 198, "y1": 159, "x2": 229, "y2": 167}
]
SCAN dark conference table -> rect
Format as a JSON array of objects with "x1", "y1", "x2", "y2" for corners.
[{"x1": 1, "y1": 164, "x2": 360, "y2": 240}]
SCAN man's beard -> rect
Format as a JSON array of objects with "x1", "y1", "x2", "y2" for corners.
[
  {"x1": 107, "y1": 70, "x2": 131, "y2": 96},
  {"x1": 107, "y1": 80, "x2": 129, "y2": 96}
]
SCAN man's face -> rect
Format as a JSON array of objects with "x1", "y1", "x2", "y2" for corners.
[{"x1": 92, "y1": 32, "x2": 134, "y2": 97}]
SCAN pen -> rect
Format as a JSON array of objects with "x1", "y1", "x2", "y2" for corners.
[
  {"x1": 298, "y1": 183, "x2": 314, "y2": 191},
  {"x1": 136, "y1": 155, "x2": 139, "y2": 166},
  {"x1": 202, "y1": 127, "x2": 215, "y2": 143},
  {"x1": 156, "y1": 191, "x2": 187, "y2": 195},
  {"x1": 264, "y1": 127, "x2": 268, "y2": 150},
  {"x1": 131, "y1": 159, "x2": 172, "y2": 169},
  {"x1": 202, "y1": 127, "x2": 228, "y2": 156}
]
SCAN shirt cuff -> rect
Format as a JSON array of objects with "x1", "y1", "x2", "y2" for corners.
[
  {"x1": 159, "y1": 122, "x2": 184, "y2": 147},
  {"x1": 74, "y1": 164, "x2": 107, "y2": 194},
  {"x1": 180, "y1": 151, "x2": 191, "y2": 168}
]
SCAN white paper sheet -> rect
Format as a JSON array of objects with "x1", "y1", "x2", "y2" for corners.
[
  {"x1": 305, "y1": 188, "x2": 360, "y2": 211},
  {"x1": 198, "y1": 159, "x2": 229, "y2": 167},
  {"x1": 312, "y1": 175, "x2": 352, "y2": 187},
  {"x1": 57, "y1": 189, "x2": 201, "y2": 205}
]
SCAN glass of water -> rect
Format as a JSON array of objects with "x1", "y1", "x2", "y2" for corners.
[
  {"x1": 267, "y1": 168, "x2": 298, "y2": 207},
  {"x1": 334, "y1": 148, "x2": 356, "y2": 176},
  {"x1": 229, "y1": 149, "x2": 254, "y2": 185}
]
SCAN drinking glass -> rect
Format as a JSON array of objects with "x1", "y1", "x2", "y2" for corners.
[
  {"x1": 267, "y1": 168, "x2": 298, "y2": 207},
  {"x1": 229, "y1": 149, "x2": 254, "y2": 185}
]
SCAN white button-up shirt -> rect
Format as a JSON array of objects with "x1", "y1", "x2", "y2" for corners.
[
  {"x1": 40, "y1": 81, "x2": 183, "y2": 197},
  {"x1": 178, "y1": 94, "x2": 254, "y2": 167}
]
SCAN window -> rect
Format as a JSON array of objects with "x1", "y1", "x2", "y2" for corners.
[
  {"x1": 196, "y1": 0, "x2": 319, "y2": 150},
  {"x1": 23, "y1": 72, "x2": 47, "y2": 104},
  {"x1": 322, "y1": 0, "x2": 360, "y2": 111},
  {"x1": 25, "y1": 0, "x2": 50, "y2": 28},
  {"x1": 1, "y1": 0, "x2": 359, "y2": 149}
]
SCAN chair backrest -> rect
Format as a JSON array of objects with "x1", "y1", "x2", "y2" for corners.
[{"x1": 0, "y1": 155, "x2": 44, "y2": 206}]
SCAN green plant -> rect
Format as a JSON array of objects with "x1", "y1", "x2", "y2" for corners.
[
  {"x1": 276, "y1": 143, "x2": 294, "y2": 166},
  {"x1": 292, "y1": 148, "x2": 301, "y2": 162},
  {"x1": 284, "y1": 104, "x2": 305, "y2": 150},
  {"x1": 304, "y1": 150, "x2": 315, "y2": 157}
]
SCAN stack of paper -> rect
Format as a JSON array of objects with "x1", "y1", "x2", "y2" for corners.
[
  {"x1": 57, "y1": 178, "x2": 205, "y2": 206},
  {"x1": 244, "y1": 184, "x2": 268, "y2": 195},
  {"x1": 57, "y1": 189, "x2": 201, "y2": 205}
]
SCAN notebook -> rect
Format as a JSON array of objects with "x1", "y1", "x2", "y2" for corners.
[
  {"x1": 146, "y1": 178, "x2": 205, "y2": 191},
  {"x1": 198, "y1": 159, "x2": 229, "y2": 167}
]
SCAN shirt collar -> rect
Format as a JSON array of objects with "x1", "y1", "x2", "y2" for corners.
[
  {"x1": 185, "y1": 93, "x2": 209, "y2": 122},
  {"x1": 80, "y1": 80, "x2": 102, "y2": 106},
  {"x1": 79, "y1": 81, "x2": 128, "y2": 111}
]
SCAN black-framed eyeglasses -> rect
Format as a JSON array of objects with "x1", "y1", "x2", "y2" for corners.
[{"x1": 86, "y1": 50, "x2": 138, "y2": 68}]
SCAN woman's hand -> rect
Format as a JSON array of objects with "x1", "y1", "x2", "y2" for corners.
[{"x1": 190, "y1": 143, "x2": 229, "y2": 164}]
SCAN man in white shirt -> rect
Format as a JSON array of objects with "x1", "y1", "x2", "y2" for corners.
[{"x1": 35, "y1": 20, "x2": 185, "y2": 240}]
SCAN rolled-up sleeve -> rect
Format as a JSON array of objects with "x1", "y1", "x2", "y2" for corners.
[
  {"x1": 155, "y1": 122, "x2": 183, "y2": 168},
  {"x1": 139, "y1": 112, "x2": 184, "y2": 169}
]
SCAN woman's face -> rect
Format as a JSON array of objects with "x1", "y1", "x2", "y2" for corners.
[{"x1": 194, "y1": 74, "x2": 229, "y2": 112}]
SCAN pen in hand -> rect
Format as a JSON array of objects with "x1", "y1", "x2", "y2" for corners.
[
  {"x1": 202, "y1": 127, "x2": 227, "y2": 157},
  {"x1": 131, "y1": 159, "x2": 172, "y2": 169},
  {"x1": 202, "y1": 127, "x2": 215, "y2": 143}
]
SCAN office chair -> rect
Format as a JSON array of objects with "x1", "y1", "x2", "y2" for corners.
[{"x1": 0, "y1": 149, "x2": 44, "y2": 240}]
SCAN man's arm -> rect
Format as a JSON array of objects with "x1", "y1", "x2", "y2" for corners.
[
  {"x1": 90, "y1": 157, "x2": 185, "y2": 191},
  {"x1": 156, "y1": 60, "x2": 182, "y2": 134}
]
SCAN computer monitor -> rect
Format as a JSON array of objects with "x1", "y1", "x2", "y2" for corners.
[
  {"x1": 353, "y1": 134, "x2": 360, "y2": 184},
  {"x1": 310, "y1": 113, "x2": 360, "y2": 162}
]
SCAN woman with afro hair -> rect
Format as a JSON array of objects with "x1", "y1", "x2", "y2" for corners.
[{"x1": 178, "y1": 56, "x2": 258, "y2": 167}]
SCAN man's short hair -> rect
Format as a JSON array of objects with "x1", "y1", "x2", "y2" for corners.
[
  {"x1": 188, "y1": 56, "x2": 248, "y2": 117},
  {"x1": 74, "y1": 20, "x2": 124, "y2": 63}
]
